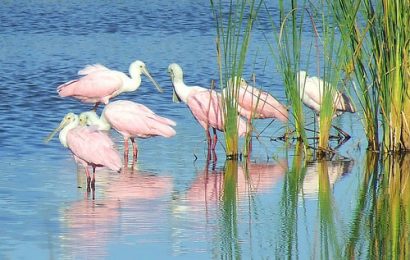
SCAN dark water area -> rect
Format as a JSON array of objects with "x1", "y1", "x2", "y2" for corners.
[{"x1": 0, "y1": 1, "x2": 408, "y2": 259}]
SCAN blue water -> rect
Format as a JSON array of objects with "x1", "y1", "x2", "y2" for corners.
[{"x1": 0, "y1": 1, "x2": 368, "y2": 259}]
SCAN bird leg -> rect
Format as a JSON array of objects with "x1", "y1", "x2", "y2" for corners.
[
  {"x1": 130, "y1": 137, "x2": 138, "y2": 162},
  {"x1": 92, "y1": 102, "x2": 101, "y2": 111},
  {"x1": 91, "y1": 167, "x2": 96, "y2": 190},
  {"x1": 123, "y1": 138, "x2": 129, "y2": 165},
  {"x1": 211, "y1": 128, "x2": 218, "y2": 151},
  {"x1": 206, "y1": 128, "x2": 212, "y2": 150},
  {"x1": 85, "y1": 167, "x2": 91, "y2": 192}
]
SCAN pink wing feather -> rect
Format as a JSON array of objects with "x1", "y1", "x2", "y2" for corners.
[
  {"x1": 57, "y1": 70, "x2": 122, "y2": 104},
  {"x1": 67, "y1": 126, "x2": 122, "y2": 172},
  {"x1": 104, "y1": 100, "x2": 176, "y2": 138},
  {"x1": 238, "y1": 85, "x2": 288, "y2": 122}
]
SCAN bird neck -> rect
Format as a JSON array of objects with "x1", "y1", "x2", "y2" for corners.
[
  {"x1": 87, "y1": 111, "x2": 111, "y2": 131},
  {"x1": 98, "y1": 113, "x2": 112, "y2": 131},
  {"x1": 172, "y1": 76, "x2": 193, "y2": 103},
  {"x1": 59, "y1": 117, "x2": 79, "y2": 148},
  {"x1": 123, "y1": 71, "x2": 142, "y2": 93}
]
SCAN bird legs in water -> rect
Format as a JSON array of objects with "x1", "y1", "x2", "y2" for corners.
[
  {"x1": 205, "y1": 128, "x2": 218, "y2": 161},
  {"x1": 123, "y1": 137, "x2": 139, "y2": 166},
  {"x1": 84, "y1": 167, "x2": 96, "y2": 193}
]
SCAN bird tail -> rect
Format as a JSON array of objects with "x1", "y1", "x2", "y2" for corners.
[
  {"x1": 104, "y1": 149, "x2": 122, "y2": 172},
  {"x1": 237, "y1": 117, "x2": 248, "y2": 137},
  {"x1": 155, "y1": 124, "x2": 177, "y2": 138},
  {"x1": 339, "y1": 93, "x2": 356, "y2": 113}
]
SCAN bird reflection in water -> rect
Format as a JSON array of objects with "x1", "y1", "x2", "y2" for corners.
[
  {"x1": 301, "y1": 160, "x2": 354, "y2": 199},
  {"x1": 184, "y1": 159, "x2": 288, "y2": 212},
  {"x1": 61, "y1": 166, "x2": 173, "y2": 259}
]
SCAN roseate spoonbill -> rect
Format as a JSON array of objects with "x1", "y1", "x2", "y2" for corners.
[
  {"x1": 168, "y1": 63, "x2": 247, "y2": 153},
  {"x1": 45, "y1": 112, "x2": 122, "y2": 188},
  {"x1": 79, "y1": 100, "x2": 176, "y2": 163},
  {"x1": 57, "y1": 60, "x2": 163, "y2": 110},
  {"x1": 227, "y1": 77, "x2": 288, "y2": 122},
  {"x1": 297, "y1": 70, "x2": 355, "y2": 137}
]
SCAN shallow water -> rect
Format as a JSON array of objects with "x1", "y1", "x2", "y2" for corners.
[{"x1": 1, "y1": 1, "x2": 408, "y2": 259}]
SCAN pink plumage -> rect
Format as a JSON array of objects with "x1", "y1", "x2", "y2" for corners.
[
  {"x1": 67, "y1": 126, "x2": 122, "y2": 172},
  {"x1": 187, "y1": 90, "x2": 247, "y2": 136},
  {"x1": 57, "y1": 69, "x2": 122, "y2": 105},
  {"x1": 103, "y1": 100, "x2": 177, "y2": 139},
  {"x1": 236, "y1": 80, "x2": 288, "y2": 122},
  {"x1": 57, "y1": 60, "x2": 163, "y2": 110}
]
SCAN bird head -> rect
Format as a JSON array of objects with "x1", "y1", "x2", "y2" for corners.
[
  {"x1": 130, "y1": 60, "x2": 163, "y2": 93},
  {"x1": 168, "y1": 63, "x2": 183, "y2": 103},
  {"x1": 44, "y1": 112, "x2": 78, "y2": 143}
]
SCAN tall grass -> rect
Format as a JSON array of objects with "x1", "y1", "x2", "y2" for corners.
[
  {"x1": 267, "y1": 0, "x2": 309, "y2": 150},
  {"x1": 210, "y1": 0, "x2": 262, "y2": 159},
  {"x1": 331, "y1": 0, "x2": 410, "y2": 152}
]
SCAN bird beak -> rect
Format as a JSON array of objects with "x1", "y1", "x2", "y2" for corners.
[
  {"x1": 44, "y1": 117, "x2": 70, "y2": 143},
  {"x1": 172, "y1": 89, "x2": 181, "y2": 103},
  {"x1": 142, "y1": 67, "x2": 163, "y2": 93}
]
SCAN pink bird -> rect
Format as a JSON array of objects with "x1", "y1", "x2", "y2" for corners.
[
  {"x1": 79, "y1": 100, "x2": 177, "y2": 164},
  {"x1": 45, "y1": 112, "x2": 122, "y2": 189},
  {"x1": 227, "y1": 77, "x2": 288, "y2": 122},
  {"x1": 57, "y1": 60, "x2": 163, "y2": 110},
  {"x1": 168, "y1": 63, "x2": 247, "y2": 155}
]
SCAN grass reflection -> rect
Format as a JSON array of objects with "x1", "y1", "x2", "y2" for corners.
[
  {"x1": 277, "y1": 142, "x2": 307, "y2": 258},
  {"x1": 317, "y1": 160, "x2": 342, "y2": 259},
  {"x1": 346, "y1": 152, "x2": 410, "y2": 259}
]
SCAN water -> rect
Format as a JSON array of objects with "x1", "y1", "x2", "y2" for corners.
[{"x1": 1, "y1": 1, "x2": 408, "y2": 259}]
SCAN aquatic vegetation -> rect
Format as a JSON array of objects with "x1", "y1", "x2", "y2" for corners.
[
  {"x1": 331, "y1": 0, "x2": 410, "y2": 152},
  {"x1": 211, "y1": 0, "x2": 262, "y2": 159},
  {"x1": 267, "y1": 0, "x2": 309, "y2": 150}
]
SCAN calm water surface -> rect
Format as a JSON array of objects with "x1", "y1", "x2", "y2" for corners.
[{"x1": 1, "y1": 1, "x2": 408, "y2": 259}]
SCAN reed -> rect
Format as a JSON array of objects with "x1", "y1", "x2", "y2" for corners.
[
  {"x1": 211, "y1": 0, "x2": 262, "y2": 159},
  {"x1": 331, "y1": 0, "x2": 410, "y2": 152},
  {"x1": 267, "y1": 0, "x2": 309, "y2": 149}
]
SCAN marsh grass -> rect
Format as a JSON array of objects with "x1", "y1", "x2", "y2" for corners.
[
  {"x1": 211, "y1": 0, "x2": 262, "y2": 159},
  {"x1": 331, "y1": 0, "x2": 410, "y2": 152},
  {"x1": 267, "y1": 0, "x2": 309, "y2": 150}
]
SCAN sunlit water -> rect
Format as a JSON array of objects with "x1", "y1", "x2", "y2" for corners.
[{"x1": 1, "y1": 1, "x2": 408, "y2": 259}]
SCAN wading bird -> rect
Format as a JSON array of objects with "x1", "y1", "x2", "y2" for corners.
[
  {"x1": 227, "y1": 77, "x2": 288, "y2": 122},
  {"x1": 45, "y1": 113, "x2": 122, "y2": 189},
  {"x1": 168, "y1": 63, "x2": 247, "y2": 156},
  {"x1": 297, "y1": 70, "x2": 355, "y2": 137},
  {"x1": 57, "y1": 60, "x2": 163, "y2": 110},
  {"x1": 79, "y1": 100, "x2": 176, "y2": 164}
]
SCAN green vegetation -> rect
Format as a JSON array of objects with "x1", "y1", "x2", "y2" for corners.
[{"x1": 211, "y1": 0, "x2": 262, "y2": 159}]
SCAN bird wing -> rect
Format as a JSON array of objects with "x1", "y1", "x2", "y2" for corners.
[
  {"x1": 104, "y1": 102, "x2": 176, "y2": 138},
  {"x1": 187, "y1": 90, "x2": 224, "y2": 131},
  {"x1": 67, "y1": 127, "x2": 121, "y2": 171},
  {"x1": 78, "y1": 64, "x2": 111, "y2": 75},
  {"x1": 238, "y1": 85, "x2": 288, "y2": 122},
  {"x1": 57, "y1": 70, "x2": 122, "y2": 102}
]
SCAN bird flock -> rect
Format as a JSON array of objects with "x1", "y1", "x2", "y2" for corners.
[{"x1": 45, "y1": 59, "x2": 355, "y2": 189}]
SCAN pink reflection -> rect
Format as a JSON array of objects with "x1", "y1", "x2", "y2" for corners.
[
  {"x1": 186, "y1": 160, "x2": 287, "y2": 206},
  {"x1": 61, "y1": 167, "x2": 173, "y2": 258}
]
